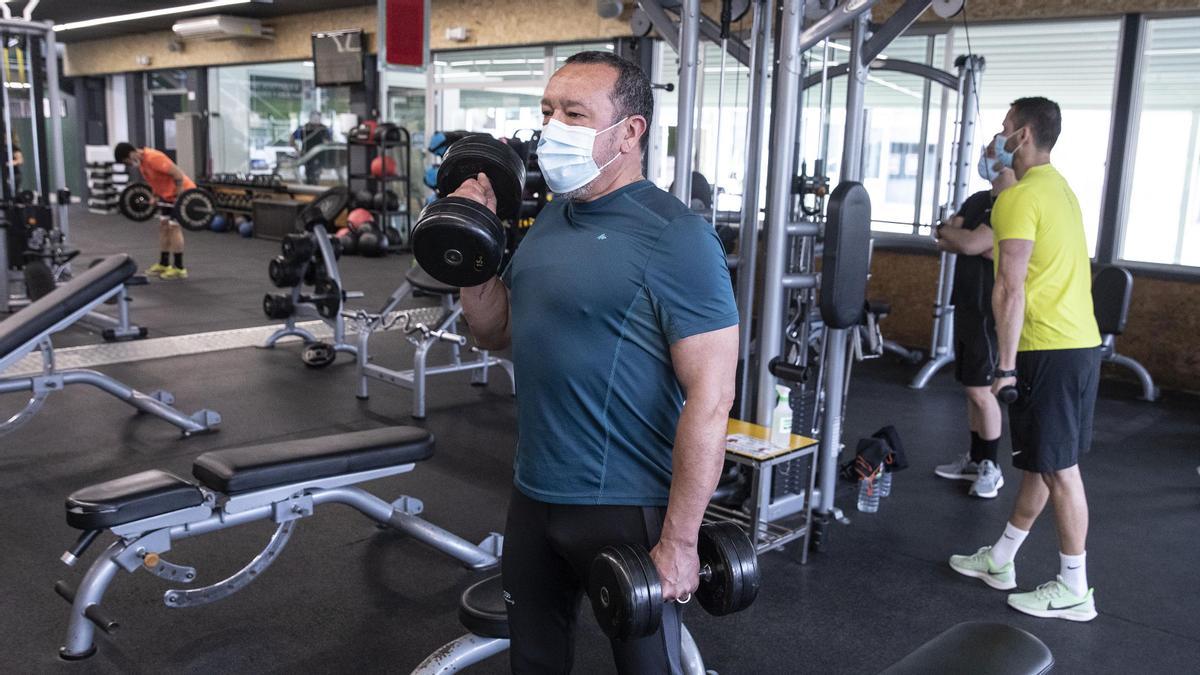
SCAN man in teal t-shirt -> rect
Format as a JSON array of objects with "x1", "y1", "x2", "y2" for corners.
[{"x1": 458, "y1": 51, "x2": 739, "y2": 673}]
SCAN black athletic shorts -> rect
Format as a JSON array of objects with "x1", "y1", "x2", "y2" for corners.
[
  {"x1": 1009, "y1": 347, "x2": 1101, "y2": 473},
  {"x1": 954, "y1": 310, "x2": 997, "y2": 387},
  {"x1": 501, "y1": 487, "x2": 683, "y2": 674}
]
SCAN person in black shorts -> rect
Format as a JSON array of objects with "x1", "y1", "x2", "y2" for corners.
[{"x1": 932, "y1": 138, "x2": 1016, "y2": 498}]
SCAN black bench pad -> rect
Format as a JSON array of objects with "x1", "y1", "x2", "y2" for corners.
[
  {"x1": 458, "y1": 574, "x2": 508, "y2": 639},
  {"x1": 407, "y1": 265, "x2": 459, "y2": 295},
  {"x1": 881, "y1": 621, "x2": 1053, "y2": 675},
  {"x1": 192, "y1": 427, "x2": 434, "y2": 494},
  {"x1": 0, "y1": 254, "x2": 135, "y2": 360},
  {"x1": 66, "y1": 470, "x2": 205, "y2": 531}
]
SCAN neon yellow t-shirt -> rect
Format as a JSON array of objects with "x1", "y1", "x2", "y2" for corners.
[{"x1": 991, "y1": 164, "x2": 1100, "y2": 352}]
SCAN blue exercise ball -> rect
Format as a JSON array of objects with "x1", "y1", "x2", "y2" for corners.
[
  {"x1": 238, "y1": 219, "x2": 254, "y2": 238},
  {"x1": 210, "y1": 214, "x2": 228, "y2": 232}
]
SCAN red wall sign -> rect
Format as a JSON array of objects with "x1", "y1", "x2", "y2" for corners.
[{"x1": 385, "y1": 0, "x2": 426, "y2": 67}]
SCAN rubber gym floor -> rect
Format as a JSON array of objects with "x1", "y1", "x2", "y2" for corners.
[{"x1": 1, "y1": 208, "x2": 1197, "y2": 674}]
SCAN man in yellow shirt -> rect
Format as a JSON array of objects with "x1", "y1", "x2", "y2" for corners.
[{"x1": 948, "y1": 97, "x2": 1102, "y2": 622}]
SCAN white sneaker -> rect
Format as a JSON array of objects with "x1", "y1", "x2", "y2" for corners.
[
  {"x1": 935, "y1": 454, "x2": 979, "y2": 481},
  {"x1": 970, "y1": 460, "x2": 1005, "y2": 498}
]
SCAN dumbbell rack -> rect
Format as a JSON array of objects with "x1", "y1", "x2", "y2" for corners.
[
  {"x1": 200, "y1": 174, "x2": 288, "y2": 222},
  {"x1": 259, "y1": 223, "x2": 361, "y2": 362},
  {"x1": 348, "y1": 127, "x2": 412, "y2": 251},
  {"x1": 86, "y1": 162, "x2": 118, "y2": 215}
]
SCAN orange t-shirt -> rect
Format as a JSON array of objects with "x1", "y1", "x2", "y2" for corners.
[{"x1": 139, "y1": 148, "x2": 195, "y2": 201}]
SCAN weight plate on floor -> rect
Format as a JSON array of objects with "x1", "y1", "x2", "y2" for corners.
[
  {"x1": 302, "y1": 341, "x2": 337, "y2": 368},
  {"x1": 436, "y1": 134, "x2": 526, "y2": 220},
  {"x1": 173, "y1": 188, "x2": 216, "y2": 231},
  {"x1": 119, "y1": 183, "x2": 157, "y2": 222}
]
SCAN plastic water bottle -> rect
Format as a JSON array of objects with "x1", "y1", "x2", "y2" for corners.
[
  {"x1": 878, "y1": 470, "x2": 893, "y2": 498},
  {"x1": 857, "y1": 474, "x2": 881, "y2": 513},
  {"x1": 770, "y1": 384, "x2": 792, "y2": 448}
]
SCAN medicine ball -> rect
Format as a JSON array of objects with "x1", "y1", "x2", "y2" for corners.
[
  {"x1": 357, "y1": 229, "x2": 385, "y2": 257},
  {"x1": 210, "y1": 214, "x2": 228, "y2": 232},
  {"x1": 238, "y1": 218, "x2": 254, "y2": 238},
  {"x1": 348, "y1": 208, "x2": 375, "y2": 231},
  {"x1": 354, "y1": 188, "x2": 374, "y2": 209},
  {"x1": 338, "y1": 227, "x2": 359, "y2": 256},
  {"x1": 370, "y1": 156, "x2": 398, "y2": 178}
]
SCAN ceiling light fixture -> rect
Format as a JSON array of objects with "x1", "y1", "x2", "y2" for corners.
[{"x1": 53, "y1": 0, "x2": 259, "y2": 33}]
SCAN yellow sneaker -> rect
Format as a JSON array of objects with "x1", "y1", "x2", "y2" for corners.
[
  {"x1": 145, "y1": 263, "x2": 170, "y2": 276},
  {"x1": 160, "y1": 266, "x2": 188, "y2": 280}
]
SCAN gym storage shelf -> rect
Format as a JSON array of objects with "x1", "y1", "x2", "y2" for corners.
[{"x1": 348, "y1": 125, "x2": 412, "y2": 251}]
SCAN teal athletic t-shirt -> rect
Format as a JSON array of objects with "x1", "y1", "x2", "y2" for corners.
[{"x1": 502, "y1": 179, "x2": 739, "y2": 506}]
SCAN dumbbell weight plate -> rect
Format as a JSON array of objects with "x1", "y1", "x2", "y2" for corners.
[
  {"x1": 588, "y1": 544, "x2": 663, "y2": 641},
  {"x1": 262, "y1": 293, "x2": 294, "y2": 320},
  {"x1": 312, "y1": 277, "x2": 341, "y2": 319},
  {"x1": 281, "y1": 233, "x2": 315, "y2": 261},
  {"x1": 695, "y1": 521, "x2": 760, "y2": 617},
  {"x1": 118, "y1": 183, "x2": 157, "y2": 222},
  {"x1": 268, "y1": 255, "x2": 303, "y2": 288},
  {"x1": 173, "y1": 188, "x2": 217, "y2": 231},
  {"x1": 436, "y1": 134, "x2": 526, "y2": 221},
  {"x1": 301, "y1": 341, "x2": 337, "y2": 368},
  {"x1": 411, "y1": 196, "x2": 506, "y2": 288},
  {"x1": 626, "y1": 544, "x2": 662, "y2": 640}
]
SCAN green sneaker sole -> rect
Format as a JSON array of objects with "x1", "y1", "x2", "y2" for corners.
[
  {"x1": 949, "y1": 560, "x2": 1016, "y2": 590},
  {"x1": 1007, "y1": 597, "x2": 1097, "y2": 622}
]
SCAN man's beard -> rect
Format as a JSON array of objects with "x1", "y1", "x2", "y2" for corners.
[{"x1": 560, "y1": 181, "x2": 596, "y2": 201}]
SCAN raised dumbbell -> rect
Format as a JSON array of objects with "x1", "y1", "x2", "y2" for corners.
[
  {"x1": 268, "y1": 255, "x2": 304, "y2": 288},
  {"x1": 410, "y1": 134, "x2": 526, "y2": 287},
  {"x1": 588, "y1": 521, "x2": 760, "y2": 642}
]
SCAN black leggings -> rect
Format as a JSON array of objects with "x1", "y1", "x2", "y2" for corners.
[{"x1": 501, "y1": 487, "x2": 683, "y2": 674}]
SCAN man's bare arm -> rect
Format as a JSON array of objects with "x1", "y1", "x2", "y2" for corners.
[
  {"x1": 651, "y1": 324, "x2": 738, "y2": 600},
  {"x1": 993, "y1": 238, "x2": 1033, "y2": 373},
  {"x1": 939, "y1": 224, "x2": 995, "y2": 257}
]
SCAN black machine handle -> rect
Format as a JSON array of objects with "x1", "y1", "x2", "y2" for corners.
[
  {"x1": 61, "y1": 529, "x2": 100, "y2": 567},
  {"x1": 769, "y1": 357, "x2": 809, "y2": 384}
]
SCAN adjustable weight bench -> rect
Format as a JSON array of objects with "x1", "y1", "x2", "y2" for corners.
[
  {"x1": 0, "y1": 254, "x2": 219, "y2": 437},
  {"x1": 350, "y1": 265, "x2": 514, "y2": 419},
  {"x1": 411, "y1": 575, "x2": 708, "y2": 674},
  {"x1": 881, "y1": 621, "x2": 1053, "y2": 674},
  {"x1": 55, "y1": 426, "x2": 503, "y2": 659}
]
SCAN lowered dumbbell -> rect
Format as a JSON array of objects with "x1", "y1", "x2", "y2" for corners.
[
  {"x1": 588, "y1": 521, "x2": 760, "y2": 641},
  {"x1": 410, "y1": 134, "x2": 526, "y2": 287},
  {"x1": 268, "y1": 256, "x2": 304, "y2": 288},
  {"x1": 997, "y1": 385, "x2": 1020, "y2": 404}
]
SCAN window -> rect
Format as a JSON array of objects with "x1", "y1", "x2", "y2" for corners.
[
  {"x1": 954, "y1": 19, "x2": 1121, "y2": 254},
  {"x1": 208, "y1": 61, "x2": 352, "y2": 183},
  {"x1": 434, "y1": 46, "x2": 546, "y2": 84},
  {"x1": 1119, "y1": 16, "x2": 1200, "y2": 267}
]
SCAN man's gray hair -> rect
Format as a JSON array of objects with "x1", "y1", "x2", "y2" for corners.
[{"x1": 563, "y1": 50, "x2": 653, "y2": 152}]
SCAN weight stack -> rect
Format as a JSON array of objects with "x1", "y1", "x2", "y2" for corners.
[{"x1": 252, "y1": 200, "x2": 304, "y2": 241}]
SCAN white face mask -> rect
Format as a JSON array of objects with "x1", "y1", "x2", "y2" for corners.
[{"x1": 536, "y1": 117, "x2": 627, "y2": 195}]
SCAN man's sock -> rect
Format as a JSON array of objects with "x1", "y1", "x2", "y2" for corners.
[
  {"x1": 990, "y1": 522, "x2": 1029, "y2": 567},
  {"x1": 173, "y1": 253, "x2": 184, "y2": 269},
  {"x1": 1060, "y1": 552, "x2": 1088, "y2": 596},
  {"x1": 159, "y1": 251, "x2": 170, "y2": 267},
  {"x1": 969, "y1": 431, "x2": 983, "y2": 463},
  {"x1": 980, "y1": 436, "x2": 1000, "y2": 464}
]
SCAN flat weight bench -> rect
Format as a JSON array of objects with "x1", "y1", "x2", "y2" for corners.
[
  {"x1": 881, "y1": 621, "x2": 1053, "y2": 675},
  {"x1": 55, "y1": 426, "x2": 503, "y2": 659},
  {"x1": 1092, "y1": 265, "x2": 1158, "y2": 401},
  {"x1": 350, "y1": 265, "x2": 514, "y2": 419},
  {"x1": 0, "y1": 254, "x2": 219, "y2": 437},
  {"x1": 411, "y1": 574, "x2": 709, "y2": 674}
]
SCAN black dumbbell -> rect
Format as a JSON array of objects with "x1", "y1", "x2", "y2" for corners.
[
  {"x1": 262, "y1": 293, "x2": 295, "y2": 320},
  {"x1": 281, "y1": 233, "x2": 314, "y2": 261},
  {"x1": 997, "y1": 385, "x2": 1020, "y2": 404},
  {"x1": 588, "y1": 521, "x2": 760, "y2": 641},
  {"x1": 410, "y1": 134, "x2": 526, "y2": 287},
  {"x1": 268, "y1": 255, "x2": 304, "y2": 288}
]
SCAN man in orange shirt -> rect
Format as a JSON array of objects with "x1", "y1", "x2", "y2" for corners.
[{"x1": 115, "y1": 142, "x2": 195, "y2": 279}]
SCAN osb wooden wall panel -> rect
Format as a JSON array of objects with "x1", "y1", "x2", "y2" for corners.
[
  {"x1": 876, "y1": 0, "x2": 1200, "y2": 21},
  {"x1": 64, "y1": 7, "x2": 379, "y2": 76},
  {"x1": 869, "y1": 250, "x2": 1200, "y2": 393}
]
